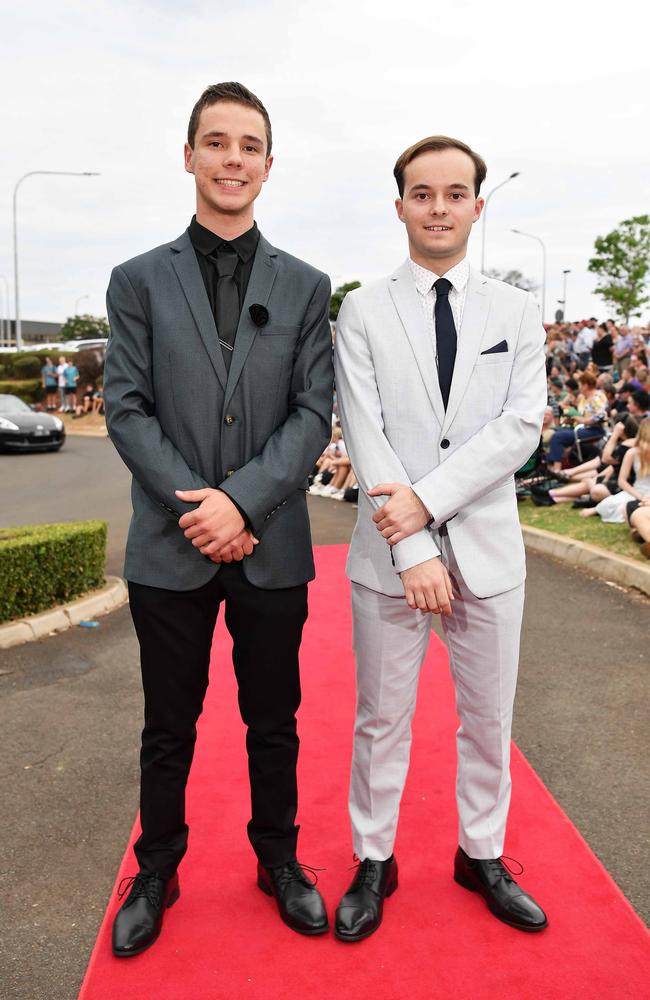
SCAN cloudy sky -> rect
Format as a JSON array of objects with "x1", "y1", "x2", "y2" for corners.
[{"x1": 1, "y1": 0, "x2": 648, "y2": 329}]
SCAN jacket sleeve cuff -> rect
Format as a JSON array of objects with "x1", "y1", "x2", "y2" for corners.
[{"x1": 391, "y1": 529, "x2": 440, "y2": 574}]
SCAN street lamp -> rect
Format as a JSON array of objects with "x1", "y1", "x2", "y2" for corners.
[
  {"x1": 560, "y1": 269, "x2": 571, "y2": 322},
  {"x1": 511, "y1": 228, "x2": 547, "y2": 323},
  {"x1": 13, "y1": 171, "x2": 100, "y2": 350},
  {"x1": 0, "y1": 273, "x2": 9, "y2": 348},
  {"x1": 480, "y1": 171, "x2": 520, "y2": 273},
  {"x1": 74, "y1": 294, "x2": 89, "y2": 315}
]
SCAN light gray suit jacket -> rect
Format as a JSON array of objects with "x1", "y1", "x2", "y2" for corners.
[
  {"x1": 334, "y1": 262, "x2": 547, "y2": 599},
  {"x1": 105, "y1": 229, "x2": 333, "y2": 591}
]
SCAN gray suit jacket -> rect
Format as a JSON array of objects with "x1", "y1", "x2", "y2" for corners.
[
  {"x1": 104, "y1": 229, "x2": 333, "y2": 591},
  {"x1": 334, "y1": 262, "x2": 547, "y2": 599}
]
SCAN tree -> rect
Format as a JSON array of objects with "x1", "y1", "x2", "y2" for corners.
[
  {"x1": 329, "y1": 281, "x2": 361, "y2": 321},
  {"x1": 485, "y1": 268, "x2": 538, "y2": 292},
  {"x1": 59, "y1": 313, "x2": 110, "y2": 340},
  {"x1": 588, "y1": 215, "x2": 650, "y2": 323}
]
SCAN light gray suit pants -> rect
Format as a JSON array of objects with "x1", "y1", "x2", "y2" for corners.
[{"x1": 349, "y1": 531, "x2": 524, "y2": 861}]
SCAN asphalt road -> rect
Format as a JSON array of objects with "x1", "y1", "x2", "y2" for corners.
[{"x1": 1, "y1": 436, "x2": 648, "y2": 999}]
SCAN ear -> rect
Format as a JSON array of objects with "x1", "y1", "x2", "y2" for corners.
[
  {"x1": 262, "y1": 154, "x2": 274, "y2": 183},
  {"x1": 395, "y1": 198, "x2": 405, "y2": 223},
  {"x1": 473, "y1": 196, "x2": 485, "y2": 223},
  {"x1": 184, "y1": 143, "x2": 195, "y2": 175}
]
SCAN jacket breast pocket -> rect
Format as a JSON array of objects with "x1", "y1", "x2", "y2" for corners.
[{"x1": 474, "y1": 354, "x2": 512, "y2": 367}]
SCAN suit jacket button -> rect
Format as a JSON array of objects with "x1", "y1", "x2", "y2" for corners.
[
  {"x1": 224, "y1": 415, "x2": 235, "y2": 425},
  {"x1": 441, "y1": 438, "x2": 450, "y2": 449}
]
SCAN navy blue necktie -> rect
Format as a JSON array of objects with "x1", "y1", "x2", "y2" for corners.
[{"x1": 434, "y1": 277, "x2": 457, "y2": 410}]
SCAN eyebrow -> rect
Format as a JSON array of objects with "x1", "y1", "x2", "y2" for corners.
[
  {"x1": 409, "y1": 182, "x2": 471, "y2": 192},
  {"x1": 202, "y1": 130, "x2": 264, "y2": 145}
]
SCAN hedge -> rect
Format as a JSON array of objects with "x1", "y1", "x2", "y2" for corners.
[
  {"x1": 0, "y1": 521, "x2": 107, "y2": 624},
  {"x1": 0, "y1": 379, "x2": 44, "y2": 403}
]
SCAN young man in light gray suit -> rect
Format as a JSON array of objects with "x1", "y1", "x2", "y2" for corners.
[
  {"x1": 333, "y1": 136, "x2": 549, "y2": 940},
  {"x1": 105, "y1": 83, "x2": 333, "y2": 956}
]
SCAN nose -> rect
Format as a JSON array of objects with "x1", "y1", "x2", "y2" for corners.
[
  {"x1": 429, "y1": 197, "x2": 448, "y2": 216},
  {"x1": 223, "y1": 143, "x2": 244, "y2": 167}
]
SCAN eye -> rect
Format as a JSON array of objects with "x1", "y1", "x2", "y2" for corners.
[
  {"x1": 450, "y1": 192, "x2": 464, "y2": 200},
  {"x1": 415, "y1": 192, "x2": 429, "y2": 200},
  {"x1": 209, "y1": 141, "x2": 223, "y2": 148},
  {"x1": 243, "y1": 145, "x2": 259, "y2": 153}
]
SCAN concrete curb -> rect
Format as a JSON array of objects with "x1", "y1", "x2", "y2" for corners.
[
  {"x1": 0, "y1": 576, "x2": 128, "y2": 650},
  {"x1": 522, "y1": 526, "x2": 650, "y2": 597}
]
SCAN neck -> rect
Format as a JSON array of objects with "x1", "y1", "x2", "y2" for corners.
[
  {"x1": 408, "y1": 245, "x2": 467, "y2": 276},
  {"x1": 195, "y1": 204, "x2": 254, "y2": 241}
]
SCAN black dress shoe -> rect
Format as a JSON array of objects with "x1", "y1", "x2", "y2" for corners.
[
  {"x1": 112, "y1": 871, "x2": 180, "y2": 957},
  {"x1": 454, "y1": 847, "x2": 547, "y2": 931},
  {"x1": 257, "y1": 859, "x2": 328, "y2": 935},
  {"x1": 571, "y1": 498, "x2": 597, "y2": 509},
  {"x1": 531, "y1": 490, "x2": 556, "y2": 506},
  {"x1": 335, "y1": 856, "x2": 398, "y2": 942}
]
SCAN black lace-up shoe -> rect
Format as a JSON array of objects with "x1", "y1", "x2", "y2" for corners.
[
  {"x1": 335, "y1": 856, "x2": 398, "y2": 942},
  {"x1": 257, "y1": 859, "x2": 328, "y2": 935},
  {"x1": 112, "y1": 871, "x2": 180, "y2": 957},
  {"x1": 454, "y1": 847, "x2": 548, "y2": 931}
]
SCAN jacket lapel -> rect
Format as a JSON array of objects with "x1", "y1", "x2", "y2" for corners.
[
  {"x1": 170, "y1": 230, "x2": 228, "y2": 390},
  {"x1": 224, "y1": 235, "x2": 278, "y2": 409},
  {"x1": 442, "y1": 266, "x2": 490, "y2": 435},
  {"x1": 388, "y1": 260, "x2": 445, "y2": 428}
]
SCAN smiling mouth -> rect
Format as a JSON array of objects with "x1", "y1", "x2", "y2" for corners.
[
  {"x1": 215, "y1": 179, "x2": 246, "y2": 188},
  {"x1": 425, "y1": 225, "x2": 451, "y2": 231}
]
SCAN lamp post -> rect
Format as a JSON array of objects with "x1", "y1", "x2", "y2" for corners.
[
  {"x1": 74, "y1": 294, "x2": 89, "y2": 315},
  {"x1": 13, "y1": 171, "x2": 100, "y2": 350},
  {"x1": 560, "y1": 269, "x2": 571, "y2": 322},
  {"x1": 511, "y1": 228, "x2": 547, "y2": 323},
  {"x1": 480, "y1": 171, "x2": 520, "y2": 273},
  {"x1": 0, "y1": 273, "x2": 9, "y2": 348}
]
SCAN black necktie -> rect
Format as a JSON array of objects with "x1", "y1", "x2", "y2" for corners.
[
  {"x1": 213, "y1": 246, "x2": 240, "y2": 372},
  {"x1": 434, "y1": 277, "x2": 457, "y2": 410}
]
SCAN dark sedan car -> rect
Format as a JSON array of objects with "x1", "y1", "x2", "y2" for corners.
[{"x1": 0, "y1": 394, "x2": 66, "y2": 452}]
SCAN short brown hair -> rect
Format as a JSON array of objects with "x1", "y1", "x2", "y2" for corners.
[
  {"x1": 187, "y1": 82, "x2": 272, "y2": 155},
  {"x1": 393, "y1": 136, "x2": 487, "y2": 197},
  {"x1": 578, "y1": 371, "x2": 597, "y2": 389}
]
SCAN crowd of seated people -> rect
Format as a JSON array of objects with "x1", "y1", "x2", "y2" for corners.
[
  {"x1": 309, "y1": 423, "x2": 359, "y2": 502},
  {"x1": 522, "y1": 315, "x2": 650, "y2": 558}
]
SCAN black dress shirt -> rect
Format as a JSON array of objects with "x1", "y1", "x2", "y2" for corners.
[{"x1": 188, "y1": 215, "x2": 259, "y2": 328}]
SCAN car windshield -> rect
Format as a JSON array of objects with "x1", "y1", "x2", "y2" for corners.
[{"x1": 0, "y1": 395, "x2": 32, "y2": 415}]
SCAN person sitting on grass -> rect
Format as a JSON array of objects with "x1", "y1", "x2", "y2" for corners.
[
  {"x1": 617, "y1": 418, "x2": 650, "y2": 559},
  {"x1": 531, "y1": 416, "x2": 638, "y2": 508},
  {"x1": 92, "y1": 380, "x2": 104, "y2": 415},
  {"x1": 73, "y1": 383, "x2": 95, "y2": 418}
]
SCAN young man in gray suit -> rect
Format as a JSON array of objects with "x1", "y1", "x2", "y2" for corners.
[
  {"x1": 105, "y1": 82, "x2": 333, "y2": 956},
  {"x1": 333, "y1": 137, "x2": 549, "y2": 940}
]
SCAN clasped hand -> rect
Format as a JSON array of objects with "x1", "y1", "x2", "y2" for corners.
[
  {"x1": 175, "y1": 488, "x2": 258, "y2": 562},
  {"x1": 369, "y1": 483, "x2": 432, "y2": 544}
]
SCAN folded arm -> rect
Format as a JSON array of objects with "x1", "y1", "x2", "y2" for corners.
[{"x1": 412, "y1": 293, "x2": 547, "y2": 526}]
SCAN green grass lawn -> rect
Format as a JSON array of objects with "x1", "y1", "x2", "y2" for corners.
[{"x1": 518, "y1": 498, "x2": 647, "y2": 563}]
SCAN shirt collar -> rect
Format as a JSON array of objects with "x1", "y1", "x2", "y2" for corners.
[
  {"x1": 408, "y1": 256, "x2": 469, "y2": 297},
  {"x1": 189, "y1": 216, "x2": 259, "y2": 262}
]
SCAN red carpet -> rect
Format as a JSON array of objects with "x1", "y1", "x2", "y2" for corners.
[{"x1": 79, "y1": 545, "x2": 649, "y2": 1000}]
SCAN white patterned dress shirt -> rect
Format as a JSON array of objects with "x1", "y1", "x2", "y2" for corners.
[{"x1": 408, "y1": 257, "x2": 470, "y2": 349}]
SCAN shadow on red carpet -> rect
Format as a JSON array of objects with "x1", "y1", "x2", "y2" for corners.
[{"x1": 79, "y1": 545, "x2": 649, "y2": 999}]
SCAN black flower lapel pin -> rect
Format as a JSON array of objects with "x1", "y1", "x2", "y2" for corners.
[{"x1": 249, "y1": 304, "x2": 269, "y2": 328}]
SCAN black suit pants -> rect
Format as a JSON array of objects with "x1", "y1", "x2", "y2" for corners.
[{"x1": 127, "y1": 562, "x2": 308, "y2": 878}]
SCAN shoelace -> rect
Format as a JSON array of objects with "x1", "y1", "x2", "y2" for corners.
[
  {"x1": 485, "y1": 856, "x2": 524, "y2": 882},
  {"x1": 347, "y1": 856, "x2": 380, "y2": 887},
  {"x1": 117, "y1": 872, "x2": 163, "y2": 908},
  {"x1": 272, "y1": 860, "x2": 324, "y2": 888}
]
